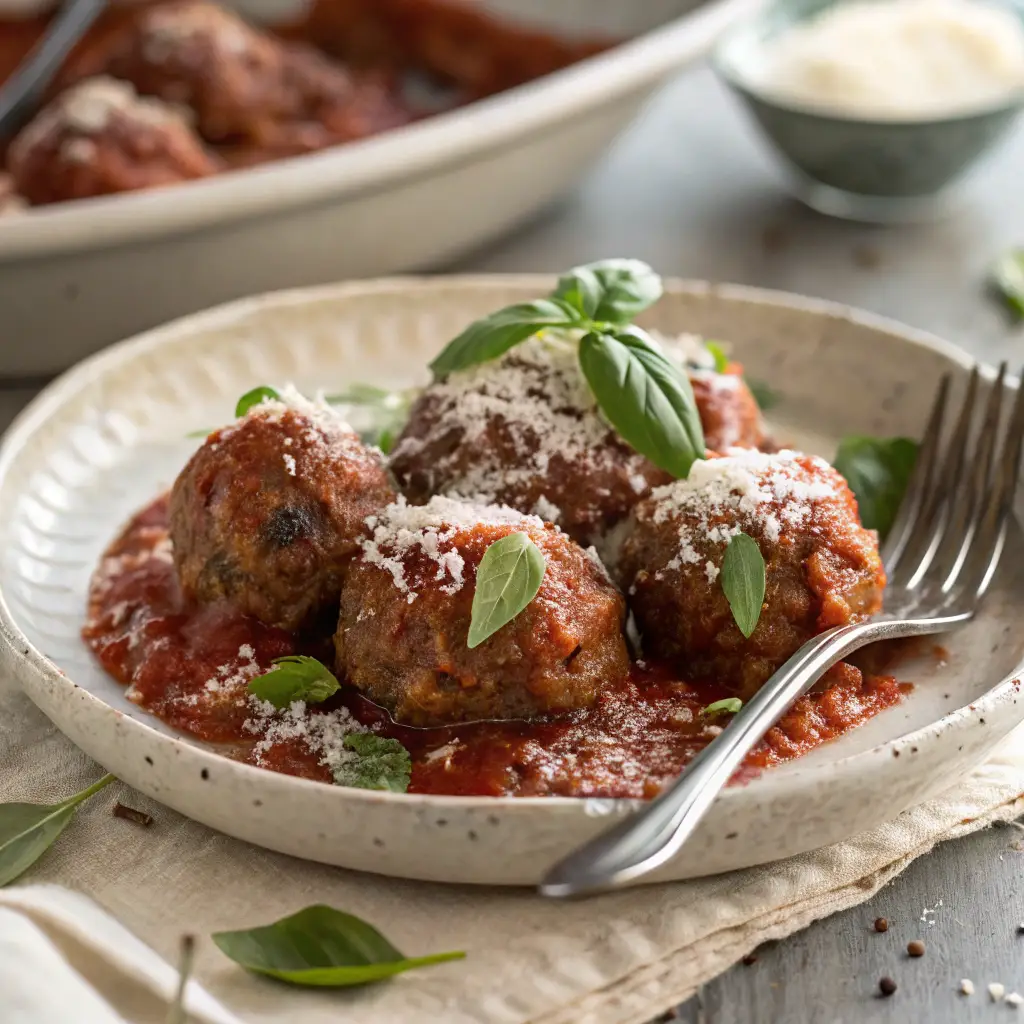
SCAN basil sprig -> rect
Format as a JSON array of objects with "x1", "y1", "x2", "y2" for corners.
[
  {"x1": 333, "y1": 734, "x2": 412, "y2": 793},
  {"x1": 235, "y1": 385, "x2": 281, "y2": 418},
  {"x1": 704, "y1": 697, "x2": 743, "y2": 716},
  {"x1": 720, "y1": 533, "x2": 766, "y2": 638},
  {"x1": 833, "y1": 436, "x2": 919, "y2": 539},
  {"x1": 992, "y1": 248, "x2": 1024, "y2": 319},
  {"x1": 212, "y1": 905, "x2": 464, "y2": 987},
  {"x1": 428, "y1": 259, "x2": 705, "y2": 478},
  {"x1": 0, "y1": 773, "x2": 115, "y2": 887},
  {"x1": 579, "y1": 327, "x2": 704, "y2": 480},
  {"x1": 467, "y1": 532, "x2": 546, "y2": 649},
  {"x1": 248, "y1": 655, "x2": 341, "y2": 709}
]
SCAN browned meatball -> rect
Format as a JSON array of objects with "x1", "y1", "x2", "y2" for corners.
[
  {"x1": 98, "y1": 1, "x2": 410, "y2": 153},
  {"x1": 388, "y1": 336, "x2": 764, "y2": 546},
  {"x1": 7, "y1": 76, "x2": 217, "y2": 206},
  {"x1": 689, "y1": 367, "x2": 764, "y2": 451},
  {"x1": 335, "y1": 495, "x2": 629, "y2": 726},
  {"x1": 619, "y1": 450, "x2": 885, "y2": 699},
  {"x1": 170, "y1": 389, "x2": 395, "y2": 632}
]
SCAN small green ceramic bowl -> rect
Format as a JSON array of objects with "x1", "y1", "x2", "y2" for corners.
[{"x1": 713, "y1": 0, "x2": 1024, "y2": 222}]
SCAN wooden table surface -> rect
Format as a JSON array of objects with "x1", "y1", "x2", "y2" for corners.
[{"x1": 3, "y1": 60, "x2": 1023, "y2": 1024}]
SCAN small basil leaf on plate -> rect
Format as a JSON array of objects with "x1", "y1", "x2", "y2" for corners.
[
  {"x1": 721, "y1": 533, "x2": 766, "y2": 639},
  {"x1": 704, "y1": 341, "x2": 730, "y2": 374},
  {"x1": 211, "y1": 904, "x2": 464, "y2": 987},
  {"x1": 467, "y1": 532, "x2": 546, "y2": 649},
  {"x1": 704, "y1": 697, "x2": 743, "y2": 716},
  {"x1": 555, "y1": 258, "x2": 662, "y2": 324},
  {"x1": 334, "y1": 734, "x2": 412, "y2": 793},
  {"x1": 248, "y1": 656, "x2": 340, "y2": 709},
  {"x1": 235, "y1": 386, "x2": 281, "y2": 418},
  {"x1": 992, "y1": 248, "x2": 1024, "y2": 318},
  {"x1": 0, "y1": 773, "x2": 115, "y2": 887},
  {"x1": 429, "y1": 299, "x2": 582, "y2": 378},
  {"x1": 578, "y1": 326, "x2": 705, "y2": 480},
  {"x1": 833, "y1": 436, "x2": 919, "y2": 539},
  {"x1": 746, "y1": 378, "x2": 780, "y2": 411}
]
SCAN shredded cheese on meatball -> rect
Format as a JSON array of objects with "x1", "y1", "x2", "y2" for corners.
[{"x1": 361, "y1": 494, "x2": 545, "y2": 602}]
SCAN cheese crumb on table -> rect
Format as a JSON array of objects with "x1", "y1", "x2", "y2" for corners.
[
  {"x1": 990, "y1": 982, "x2": 1006, "y2": 1002},
  {"x1": 959, "y1": 979, "x2": 974, "y2": 996}
]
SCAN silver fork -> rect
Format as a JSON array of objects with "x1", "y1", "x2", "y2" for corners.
[{"x1": 540, "y1": 362, "x2": 1024, "y2": 899}]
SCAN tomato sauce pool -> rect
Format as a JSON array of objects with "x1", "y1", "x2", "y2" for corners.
[{"x1": 83, "y1": 497, "x2": 906, "y2": 798}]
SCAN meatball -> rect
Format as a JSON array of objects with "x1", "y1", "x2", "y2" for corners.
[
  {"x1": 0, "y1": 174, "x2": 26, "y2": 217},
  {"x1": 170, "y1": 389, "x2": 395, "y2": 632},
  {"x1": 7, "y1": 76, "x2": 216, "y2": 205},
  {"x1": 388, "y1": 335, "x2": 764, "y2": 547},
  {"x1": 618, "y1": 450, "x2": 884, "y2": 699},
  {"x1": 99, "y1": 1, "x2": 410, "y2": 154},
  {"x1": 335, "y1": 495, "x2": 629, "y2": 726}
]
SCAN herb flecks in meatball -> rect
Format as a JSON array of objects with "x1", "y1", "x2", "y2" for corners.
[
  {"x1": 100, "y1": 0, "x2": 410, "y2": 157},
  {"x1": 335, "y1": 495, "x2": 629, "y2": 726},
  {"x1": 619, "y1": 449, "x2": 884, "y2": 699},
  {"x1": 170, "y1": 386, "x2": 395, "y2": 632},
  {"x1": 7, "y1": 76, "x2": 217, "y2": 205}
]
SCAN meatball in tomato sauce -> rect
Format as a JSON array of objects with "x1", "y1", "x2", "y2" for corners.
[
  {"x1": 170, "y1": 388, "x2": 394, "y2": 632},
  {"x1": 7, "y1": 76, "x2": 217, "y2": 205},
  {"x1": 335, "y1": 495, "x2": 630, "y2": 727},
  {"x1": 97, "y1": 0, "x2": 410, "y2": 157},
  {"x1": 619, "y1": 450, "x2": 884, "y2": 700}
]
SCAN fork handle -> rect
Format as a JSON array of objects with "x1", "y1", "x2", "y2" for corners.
[{"x1": 538, "y1": 612, "x2": 970, "y2": 898}]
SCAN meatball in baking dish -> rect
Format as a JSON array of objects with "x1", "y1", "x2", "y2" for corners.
[
  {"x1": 335, "y1": 495, "x2": 630, "y2": 727},
  {"x1": 169, "y1": 388, "x2": 395, "y2": 633},
  {"x1": 618, "y1": 449, "x2": 884, "y2": 700},
  {"x1": 7, "y1": 76, "x2": 217, "y2": 205},
  {"x1": 97, "y1": 0, "x2": 411, "y2": 156},
  {"x1": 388, "y1": 334, "x2": 765, "y2": 547}
]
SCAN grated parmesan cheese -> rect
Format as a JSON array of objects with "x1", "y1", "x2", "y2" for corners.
[{"x1": 361, "y1": 495, "x2": 544, "y2": 601}]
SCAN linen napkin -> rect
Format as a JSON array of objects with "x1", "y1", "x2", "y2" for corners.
[{"x1": 3, "y1": 669, "x2": 1023, "y2": 1024}]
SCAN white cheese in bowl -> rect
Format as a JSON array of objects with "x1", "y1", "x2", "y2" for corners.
[{"x1": 748, "y1": 0, "x2": 1024, "y2": 120}]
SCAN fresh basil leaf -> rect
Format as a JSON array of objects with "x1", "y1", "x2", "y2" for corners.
[
  {"x1": 555, "y1": 258, "x2": 662, "y2": 324},
  {"x1": 704, "y1": 341, "x2": 730, "y2": 374},
  {"x1": 704, "y1": 697, "x2": 743, "y2": 716},
  {"x1": 746, "y1": 378, "x2": 780, "y2": 410},
  {"x1": 235, "y1": 386, "x2": 281, "y2": 418},
  {"x1": 721, "y1": 533, "x2": 766, "y2": 638},
  {"x1": 248, "y1": 656, "x2": 340, "y2": 709},
  {"x1": 212, "y1": 905, "x2": 464, "y2": 987},
  {"x1": 376, "y1": 427, "x2": 398, "y2": 455},
  {"x1": 334, "y1": 734, "x2": 412, "y2": 793},
  {"x1": 325, "y1": 384, "x2": 417, "y2": 453},
  {"x1": 992, "y1": 248, "x2": 1024, "y2": 319},
  {"x1": 429, "y1": 299, "x2": 581, "y2": 378},
  {"x1": 833, "y1": 436, "x2": 918, "y2": 538},
  {"x1": 0, "y1": 774, "x2": 115, "y2": 887},
  {"x1": 167, "y1": 935, "x2": 196, "y2": 1024},
  {"x1": 578, "y1": 327, "x2": 705, "y2": 479},
  {"x1": 467, "y1": 532, "x2": 546, "y2": 649}
]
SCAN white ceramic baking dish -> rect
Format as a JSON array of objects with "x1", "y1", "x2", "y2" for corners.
[{"x1": 0, "y1": 0, "x2": 759, "y2": 377}]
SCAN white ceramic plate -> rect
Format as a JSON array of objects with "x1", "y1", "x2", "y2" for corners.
[
  {"x1": 0, "y1": 0, "x2": 760, "y2": 377},
  {"x1": 1, "y1": 276, "x2": 1022, "y2": 887}
]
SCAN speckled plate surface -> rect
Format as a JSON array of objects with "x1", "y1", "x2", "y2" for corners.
[{"x1": 1, "y1": 276, "x2": 1022, "y2": 886}]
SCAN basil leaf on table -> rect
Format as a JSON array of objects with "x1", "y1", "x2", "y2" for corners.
[
  {"x1": 248, "y1": 656, "x2": 340, "y2": 709},
  {"x1": 992, "y1": 248, "x2": 1024, "y2": 319},
  {"x1": 429, "y1": 299, "x2": 582, "y2": 378},
  {"x1": 0, "y1": 774, "x2": 115, "y2": 887},
  {"x1": 720, "y1": 533, "x2": 766, "y2": 639},
  {"x1": 578, "y1": 327, "x2": 705, "y2": 480},
  {"x1": 833, "y1": 436, "x2": 919, "y2": 539},
  {"x1": 334, "y1": 734, "x2": 412, "y2": 793},
  {"x1": 235, "y1": 385, "x2": 281, "y2": 418},
  {"x1": 212, "y1": 905, "x2": 465, "y2": 987},
  {"x1": 704, "y1": 698, "x2": 743, "y2": 716},
  {"x1": 554, "y1": 258, "x2": 662, "y2": 323},
  {"x1": 467, "y1": 532, "x2": 546, "y2": 649}
]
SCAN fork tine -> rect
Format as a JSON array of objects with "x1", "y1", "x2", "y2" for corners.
[
  {"x1": 965, "y1": 368, "x2": 1024, "y2": 601},
  {"x1": 892, "y1": 367, "x2": 980, "y2": 588},
  {"x1": 882, "y1": 372, "x2": 951, "y2": 574},
  {"x1": 936, "y1": 363, "x2": 1008, "y2": 591}
]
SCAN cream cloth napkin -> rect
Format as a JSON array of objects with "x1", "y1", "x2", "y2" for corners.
[{"x1": 4, "y1": 670, "x2": 1024, "y2": 1024}]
